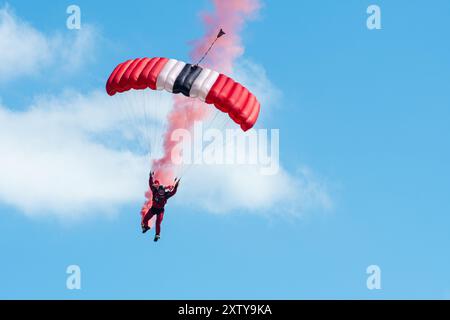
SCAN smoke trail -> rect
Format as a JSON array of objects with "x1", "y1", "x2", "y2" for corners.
[
  {"x1": 154, "y1": 0, "x2": 260, "y2": 184},
  {"x1": 191, "y1": 0, "x2": 260, "y2": 74},
  {"x1": 141, "y1": 0, "x2": 260, "y2": 226}
]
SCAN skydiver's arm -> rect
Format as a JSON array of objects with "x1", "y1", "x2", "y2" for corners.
[
  {"x1": 149, "y1": 172, "x2": 157, "y2": 192},
  {"x1": 167, "y1": 178, "x2": 180, "y2": 198}
]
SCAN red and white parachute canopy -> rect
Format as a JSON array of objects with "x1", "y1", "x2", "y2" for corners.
[{"x1": 106, "y1": 57, "x2": 261, "y2": 131}]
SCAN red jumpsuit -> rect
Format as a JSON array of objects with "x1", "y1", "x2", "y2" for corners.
[{"x1": 142, "y1": 175, "x2": 178, "y2": 236}]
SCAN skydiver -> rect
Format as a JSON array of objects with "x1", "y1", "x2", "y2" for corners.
[{"x1": 141, "y1": 171, "x2": 180, "y2": 242}]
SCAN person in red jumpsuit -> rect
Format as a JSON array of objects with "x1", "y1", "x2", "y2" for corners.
[{"x1": 141, "y1": 171, "x2": 180, "y2": 242}]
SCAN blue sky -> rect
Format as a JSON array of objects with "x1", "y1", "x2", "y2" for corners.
[{"x1": 1, "y1": 0, "x2": 450, "y2": 299}]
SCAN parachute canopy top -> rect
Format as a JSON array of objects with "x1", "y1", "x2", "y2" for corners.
[{"x1": 106, "y1": 57, "x2": 261, "y2": 131}]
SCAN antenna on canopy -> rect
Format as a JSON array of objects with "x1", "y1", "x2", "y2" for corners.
[{"x1": 194, "y1": 28, "x2": 226, "y2": 67}]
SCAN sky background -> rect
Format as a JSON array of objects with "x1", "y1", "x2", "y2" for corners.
[{"x1": 1, "y1": 0, "x2": 450, "y2": 299}]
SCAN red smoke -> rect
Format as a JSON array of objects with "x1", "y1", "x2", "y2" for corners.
[
  {"x1": 192, "y1": 0, "x2": 260, "y2": 74},
  {"x1": 141, "y1": 0, "x2": 260, "y2": 225},
  {"x1": 151, "y1": 96, "x2": 207, "y2": 184}
]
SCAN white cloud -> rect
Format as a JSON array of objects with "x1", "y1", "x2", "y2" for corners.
[
  {"x1": 0, "y1": 5, "x2": 97, "y2": 82},
  {"x1": 179, "y1": 164, "x2": 332, "y2": 215},
  {"x1": 0, "y1": 91, "x2": 146, "y2": 218},
  {"x1": 0, "y1": 87, "x2": 331, "y2": 218}
]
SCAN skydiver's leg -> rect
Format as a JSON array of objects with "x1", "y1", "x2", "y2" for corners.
[
  {"x1": 142, "y1": 209, "x2": 154, "y2": 233},
  {"x1": 155, "y1": 212, "x2": 164, "y2": 235},
  {"x1": 143, "y1": 208, "x2": 155, "y2": 226},
  {"x1": 154, "y1": 211, "x2": 164, "y2": 241}
]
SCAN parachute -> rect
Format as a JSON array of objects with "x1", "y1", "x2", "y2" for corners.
[
  {"x1": 105, "y1": 33, "x2": 262, "y2": 230},
  {"x1": 106, "y1": 57, "x2": 260, "y2": 131}
]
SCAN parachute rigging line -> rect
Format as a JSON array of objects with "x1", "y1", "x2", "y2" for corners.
[{"x1": 194, "y1": 28, "x2": 226, "y2": 67}]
